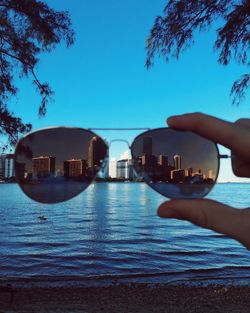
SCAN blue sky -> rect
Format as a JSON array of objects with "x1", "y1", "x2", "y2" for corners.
[{"x1": 10, "y1": 0, "x2": 250, "y2": 182}]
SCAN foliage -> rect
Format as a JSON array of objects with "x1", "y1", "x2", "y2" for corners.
[
  {"x1": 0, "y1": 0, "x2": 74, "y2": 147},
  {"x1": 146, "y1": 0, "x2": 250, "y2": 105}
]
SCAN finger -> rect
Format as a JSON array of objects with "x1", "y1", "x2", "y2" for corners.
[
  {"x1": 235, "y1": 118, "x2": 250, "y2": 129},
  {"x1": 167, "y1": 113, "x2": 250, "y2": 158},
  {"x1": 157, "y1": 199, "x2": 250, "y2": 249},
  {"x1": 232, "y1": 156, "x2": 250, "y2": 177}
]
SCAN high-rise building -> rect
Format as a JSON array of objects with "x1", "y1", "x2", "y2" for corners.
[
  {"x1": 174, "y1": 154, "x2": 181, "y2": 170},
  {"x1": 88, "y1": 136, "x2": 107, "y2": 170},
  {"x1": 64, "y1": 159, "x2": 87, "y2": 178},
  {"x1": 208, "y1": 170, "x2": 214, "y2": 180},
  {"x1": 32, "y1": 156, "x2": 56, "y2": 178},
  {"x1": 117, "y1": 159, "x2": 135, "y2": 180},
  {"x1": 185, "y1": 167, "x2": 193, "y2": 178},
  {"x1": 142, "y1": 136, "x2": 152, "y2": 156},
  {"x1": 109, "y1": 159, "x2": 117, "y2": 178},
  {"x1": 0, "y1": 154, "x2": 15, "y2": 179},
  {"x1": 171, "y1": 169, "x2": 185, "y2": 182},
  {"x1": 158, "y1": 155, "x2": 168, "y2": 167}
]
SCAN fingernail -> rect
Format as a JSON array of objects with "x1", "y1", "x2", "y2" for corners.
[{"x1": 167, "y1": 115, "x2": 180, "y2": 126}]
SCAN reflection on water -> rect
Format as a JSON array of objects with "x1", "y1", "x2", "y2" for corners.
[{"x1": 0, "y1": 183, "x2": 249, "y2": 285}]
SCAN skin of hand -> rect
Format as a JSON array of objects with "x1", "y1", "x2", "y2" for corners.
[{"x1": 157, "y1": 113, "x2": 250, "y2": 250}]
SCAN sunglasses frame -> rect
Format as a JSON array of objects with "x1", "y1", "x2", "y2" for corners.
[{"x1": 14, "y1": 126, "x2": 230, "y2": 203}]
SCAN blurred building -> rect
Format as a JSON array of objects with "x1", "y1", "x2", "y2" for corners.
[
  {"x1": 185, "y1": 167, "x2": 193, "y2": 178},
  {"x1": 171, "y1": 169, "x2": 185, "y2": 182},
  {"x1": 208, "y1": 169, "x2": 215, "y2": 181},
  {"x1": 174, "y1": 154, "x2": 181, "y2": 170},
  {"x1": 64, "y1": 159, "x2": 87, "y2": 178},
  {"x1": 32, "y1": 156, "x2": 56, "y2": 179},
  {"x1": 142, "y1": 136, "x2": 152, "y2": 156},
  {"x1": 109, "y1": 159, "x2": 117, "y2": 178},
  {"x1": 0, "y1": 154, "x2": 15, "y2": 179},
  {"x1": 117, "y1": 159, "x2": 135, "y2": 180},
  {"x1": 88, "y1": 136, "x2": 107, "y2": 168},
  {"x1": 158, "y1": 155, "x2": 168, "y2": 168}
]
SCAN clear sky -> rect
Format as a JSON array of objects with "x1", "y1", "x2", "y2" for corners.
[{"x1": 10, "y1": 0, "x2": 250, "y2": 182}]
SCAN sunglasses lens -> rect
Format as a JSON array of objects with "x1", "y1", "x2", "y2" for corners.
[
  {"x1": 131, "y1": 129, "x2": 219, "y2": 199},
  {"x1": 14, "y1": 128, "x2": 108, "y2": 203}
]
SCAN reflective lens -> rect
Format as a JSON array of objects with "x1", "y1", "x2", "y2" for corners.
[
  {"x1": 131, "y1": 128, "x2": 219, "y2": 199},
  {"x1": 14, "y1": 128, "x2": 108, "y2": 203}
]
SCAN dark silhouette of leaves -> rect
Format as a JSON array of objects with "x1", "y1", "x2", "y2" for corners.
[
  {"x1": 0, "y1": 0, "x2": 74, "y2": 147},
  {"x1": 231, "y1": 73, "x2": 250, "y2": 105},
  {"x1": 146, "y1": 0, "x2": 250, "y2": 105}
]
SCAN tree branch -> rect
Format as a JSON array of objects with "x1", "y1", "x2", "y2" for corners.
[{"x1": 0, "y1": 48, "x2": 51, "y2": 110}]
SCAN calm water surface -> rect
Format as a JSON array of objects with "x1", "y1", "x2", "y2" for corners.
[{"x1": 0, "y1": 183, "x2": 249, "y2": 286}]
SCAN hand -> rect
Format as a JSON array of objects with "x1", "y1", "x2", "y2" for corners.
[{"x1": 157, "y1": 113, "x2": 250, "y2": 249}]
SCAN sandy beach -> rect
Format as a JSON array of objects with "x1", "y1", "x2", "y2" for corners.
[{"x1": 1, "y1": 284, "x2": 250, "y2": 313}]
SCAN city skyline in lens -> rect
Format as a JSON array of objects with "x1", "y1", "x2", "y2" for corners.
[{"x1": 14, "y1": 127, "x2": 218, "y2": 185}]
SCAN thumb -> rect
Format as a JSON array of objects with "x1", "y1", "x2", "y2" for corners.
[{"x1": 157, "y1": 199, "x2": 250, "y2": 249}]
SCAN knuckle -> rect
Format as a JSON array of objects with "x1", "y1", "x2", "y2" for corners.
[
  {"x1": 189, "y1": 112, "x2": 205, "y2": 131},
  {"x1": 234, "y1": 118, "x2": 250, "y2": 125},
  {"x1": 192, "y1": 112, "x2": 204, "y2": 120}
]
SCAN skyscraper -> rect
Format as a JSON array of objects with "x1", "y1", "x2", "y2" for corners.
[
  {"x1": 185, "y1": 167, "x2": 193, "y2": 178},
  {"x1": 158, "y1": 155, "x2": 168, "y2": 167},
  {"x1": 174, "y1": 154, "x2": 181, "y2": 170},
  {"x1": 109, "y1": 158, "x2": 117, "y2": 178},
  {"x1": 88, "y1": 136, "x2": 107, "y2": 169},
  {"x1": 142, "y1": 136, "x2": 152, "y2": 156},
  {"x1": 117, "y1": 159, "x2": 134, "y2": 180}
]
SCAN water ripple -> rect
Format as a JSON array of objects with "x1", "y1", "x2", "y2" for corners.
[{"x1": 0, "y1": 183, "x2": 249, "y2": 284}]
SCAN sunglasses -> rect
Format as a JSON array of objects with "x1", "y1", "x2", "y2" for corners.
[{"x1": 14, "y1": 126, "x2": 228, "y2": 204}]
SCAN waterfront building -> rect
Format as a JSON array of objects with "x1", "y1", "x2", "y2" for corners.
[
  {"x1": 174, "y1": 154, "x2": 181, "y2": 170},
  {"x1": 140, "y1": 153, "x2": 158, "y2": 178},
  {"x1": 109, "y1": 159, "x2": 117, "y2": 178},
  {"x1": 185, "y1": 167, "x2": 193, "y2": 178},
  {"x1": 158, "y1": 155, "x2": 169, "y2": 180},
  {"x1": 158, "y1": 155, "x2": 168, "y2": 167},
  {"x1": 208, "y1": 169, "x2": 214, "y2": 181},
  {"x1": 171, "y1": 169, "x2": 185, "y2": 183},
  {"x1": 64, "y1": 159, "x2": 87, "y2": 178},
  {"x1": 192, "y1": 169, "x2": 204, "y2": 182},
  {"x1": 117, "y1": 159, "x2": 134, "y2": 180},
  {"x1": 32, "y1": 156, "x2": 56, "y2": 179},
  {"x1": 88, "y1": 136, "x2": 107, "y2": 175},
  {"x1": 0, "y1": 154, "x2": 15, "y2": 179}
]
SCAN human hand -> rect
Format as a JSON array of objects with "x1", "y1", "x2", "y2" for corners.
[{"x1": 157, "y1": 113, "x2": 250, "y2": 249}]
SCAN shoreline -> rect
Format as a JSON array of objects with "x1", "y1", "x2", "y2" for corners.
[{"x1": 1, "y1": 283, "x2": 250, "y2": 312}]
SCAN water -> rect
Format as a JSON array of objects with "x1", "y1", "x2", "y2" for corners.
[{"x1": 0, "y1": 183, "x2": 249, "y2": 287}]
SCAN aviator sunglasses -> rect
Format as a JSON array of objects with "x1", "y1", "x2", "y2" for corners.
[{"x1": 14, "y1": 127, "x2": 229, "y2": 204}]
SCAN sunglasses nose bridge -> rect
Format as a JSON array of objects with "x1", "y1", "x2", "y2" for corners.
[{"x1": 108, "y1": 139, "x2": 131, "y2": 150}]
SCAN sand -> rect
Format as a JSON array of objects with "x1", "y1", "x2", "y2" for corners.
[{"x1": 1, "y1": 284, "x2": 250, "y2": 313}]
